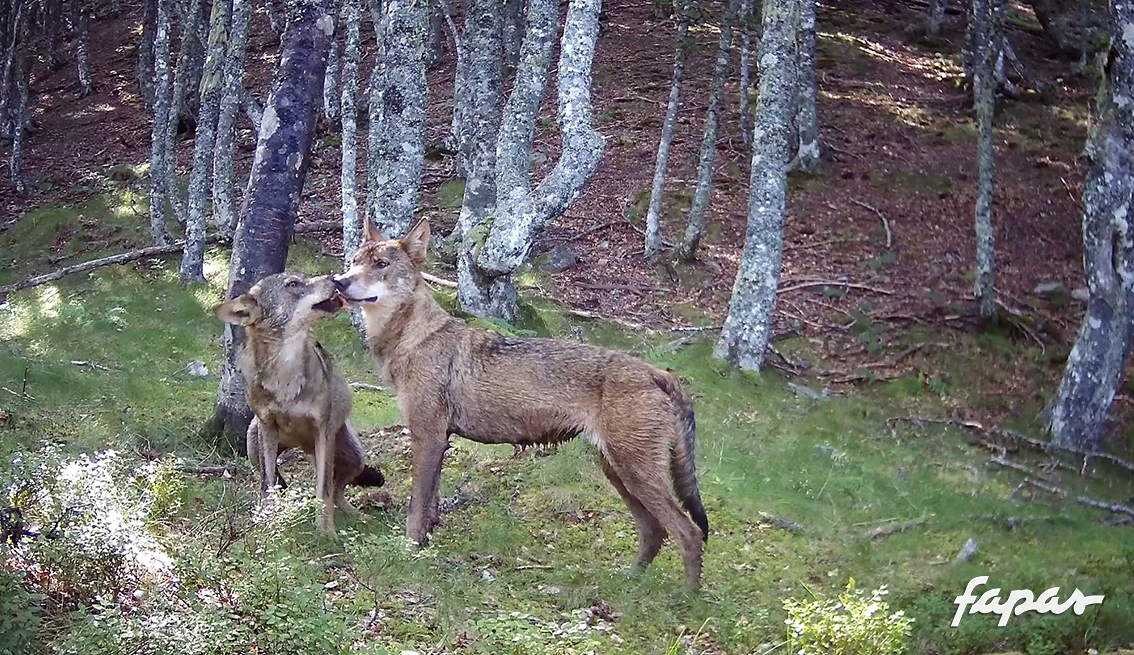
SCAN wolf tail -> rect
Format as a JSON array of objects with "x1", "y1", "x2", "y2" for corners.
[
  {"x1": 352, "y1": 465, "x2": 385, "y2": 487},
  {"x1": 654, "y1": 372, "x2": 709, "y2": 542}
]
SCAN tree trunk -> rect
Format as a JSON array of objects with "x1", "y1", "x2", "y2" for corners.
[
  {"x1": 455, "y1": 0, "x2": 506, "y2": 316},
  {"x1": 425, "y1": 0, "x2": 444, "y2": 67},
  {"x1": 449, "y1": 5, "x2": 475, "y2": 178},
  {"x1": 8, "y1": 4, "x2": 29, "y2": 196},
  {"x1": 149, "y1": 0, "x2": 175, "y2": 245},
  {"x1": 677, "y1": 0, "x2": 742, "y2": 262},
  {"x1": 1023, "y1": 0, "x2": 1106, "y2": 56},
  {"x1": 212, "y1": 0, "x2": 337, "y2": 448},
  {"x1": 341, "y1": 0, "x2": 361, "y2": 263},
  {"x1": 0, "y1": 0, "x2": 25, "y2": 140},
  {"x1": 180, "y1": 0, "x2": 232, "y2": 284},
  {"x1": 365, "y1": 0, "x2": 429, "y2": 237},
  {"x1": 501, "y1": 0, "x2": 524, "y2": 75},
  {"x1": 467, "y1": 0, "x2": 604, "y2": 321},
  {"x1": 322, "y1": 13, "x2": 340, "y2": 125},
  {"x1": 1049, "y1": 1, "x2": 1134, "y2": 449},
  {"x1": 790, "y1": 0, "x2": 819, "y2": 172},
  {"x1": 138, "y1": 0, "x2": 157, "y2": 107},
  {"x1": 212, "y1": 0, "x2": 251, "y2": 235},
  {"x1": 738, "y1": 0, "x2": 755, "y2": 149},
  {"x1": 264, "y1": 0, "x2": 282, "y2": 34},
  {"x1": 166, "y1": 0, "x2": 204, "y2": 227},
  {"x1": 643, "y1": 0, "x2": 692, "y2": 260},
  {"x1": 241, "y1": 84, "x2": 262, "y2": 132},
  {"x1": 971, "y1": 0, "x2": 1000, "y2": 318},
  {"x1": 925, "y1": 0, "x2": 947, "y2": 36},
  {"x1": 714, "y1": 0, "x2": 797, "y2": 371},
  {"x1": 75, "y1": 0, "x2": 92, "y2": 96}
]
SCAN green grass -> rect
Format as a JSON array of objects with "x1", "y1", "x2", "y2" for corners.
[{"x1": 2, "y1": 198, "x2": 1134, "y2": 654}]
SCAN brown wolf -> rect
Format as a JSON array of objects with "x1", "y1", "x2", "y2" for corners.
[
  {"x1": 214, "y1": 273, "x2": 384, "y2": 534},
  {"x1": 332, "y1": 219, "x2": 708, "y2": 589}
]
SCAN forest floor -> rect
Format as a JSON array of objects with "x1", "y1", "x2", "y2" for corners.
[{"x1": 3, "y1": 0, "x2": 1134, "y2": 654}]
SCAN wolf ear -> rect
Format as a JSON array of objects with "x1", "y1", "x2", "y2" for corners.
[
  {"x1": 363, "y1": 216, "x2": 386, "y2": 243},
  {"x1": 400, "y1": 218, "x2": 430, "y2": 267},
  {"x1": 213, "y1": 294, "x2": 261, "y2": 326}
]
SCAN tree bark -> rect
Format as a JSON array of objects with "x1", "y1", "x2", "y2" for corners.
[
  {"x1": 714, "y1": 0, "x2": 797, "y2": 371},
  {"x1": 738, "y1": 0, "x2": 755, "y2": 149},
  {"x1": 501, "y1": 0, "x2": 524, "y2": 75},
  {"x1": 149, "y1": 0, "x2": 175, "y2": 245},
  {"x1": 790, "y1": 0, "x2": 819, "y2": 172},
  {"x1": 8, "y1": 2, "x2": 29, "y2": 196},
  {"x1": 138, "y1": 0, "x2": 157, "y2": 107},
  {"x1": 212, "y1": 0, "x2": 337, "y2": 447},
  {"x1": 213, "y1": 0, "x2": 251, "y2": 235},
  {"x1": 971, "y1": 0, "x2": 1000, "y2": 318},
  {"x1": 1050, "y1": 1, "x2": 1134, "y2": 449},
  {"x1": 166, "y1": 0, "x2": 205, "y2": 227},
  {"x1": 643, "y1": 0, "x2": 692, "y2": 260},
  {"x1": 365, "y1": 0, "x2": 429, "y2": 237},
  {"x1": 180, "y1": 0, "x2": 232, "y2": 284},
  {"x1": 925, "y1": 0, "x2": 947, "y2": 36},
  {"x1": 677, "y1": 0, "x2": 742, "y2": 262},
  {"x1": 75, "y1": 0, "x2": 93, "y2": 95},
  {"x1": 322, "y1": 13, "x2": 340, "y2": 125},
  {"x1": 465, "y1": 0, "x2": 604, "y2": 321},
  {"x1": 0, "y1": 0, "x2": 25, "y2": 141},
  {"x1": 341, "y1": 0, "x2": 362, "y2": 264},
  {"x1": 241, "y1": 84, "x2": 262, "y2": 132},
  {"x1": 455, "y1": 0, "x2": 506, "y2": 316}
]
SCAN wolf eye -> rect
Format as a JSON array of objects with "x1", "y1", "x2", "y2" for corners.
[
  {"x1": 375, "y1": 261, "x2": 388, "y2": 269},
  {"x1": 286, "y1": 279, "x2": 302, "y2": 289}
]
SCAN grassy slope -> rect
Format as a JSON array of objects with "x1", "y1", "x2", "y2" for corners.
[{"x1": 2, "y1": 195, "x2": 1133, "y2": 655}]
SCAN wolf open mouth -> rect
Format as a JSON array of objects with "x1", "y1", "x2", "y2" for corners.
[{"x1": 312, "y1": 294, "x2": 344, "y2": 313}]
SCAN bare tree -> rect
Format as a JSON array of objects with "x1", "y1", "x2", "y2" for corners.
[
  {"x1": 365, "y1": 0, "x2": 429, "y2": 237},
  {"x1": 138, "y1": 0, "x2": 157, "y2": 107},
  {"x1": 790, "y1": 0, "x2": 819, "y2": 172},
  {"x1": 464, "y1": 0, "x2": 604, "y2": 320},
  {"x1": 925, "y1": 0, "x2": 947, "y2": 36},
  {"x1": 715, "y1": 0, "x2": 797, "y2": 370},
  {"x1": 643, "y1": 0, "x2": 692, "y2": 260},
  {"x1": 971, "y1": 0, "x2": 1001, "y2": 318},
  {"x1": 322, "y1": 16, "x2": 339, "y2": 125},
  {"x1": 1049, "y1": 2, "x2": 1134, "y2": 449},
  {"x1": 212, "y1": 0, "x2": 337, "y2": 446},
  {"x1": 75, "y1": 0, "x2": 92, "y2": 96},
  {"x1": 213, "y1": 0, "x2": 251, "y2": 235},
  {"x1": 180, "y1": 0, "x2": 232, "y2": 284},
  {"x1": 678, "y1": 0, "x2": 743, "y2": 262},
  {"x1": 8, "y1": 0, "x2": 29, "y2": 195},
  {"x1": 455, "y1": 0, "x2": 505, "y2": 315},
  {"x1": 165, "y1": 0, "x2": 204, "y2": 226},
  {"x1": 738, "y1": 0, "x2": 756, "y2": 148},
  {"x1": 149, "y1": 0, "x2": 174, "y2": 245},
  {"x1": 341, "y1": 0, "x2": 362, "y2": 264}
]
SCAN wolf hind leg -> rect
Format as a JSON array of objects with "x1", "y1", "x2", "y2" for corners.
[
  {"x1": 605, "y1": 447, "x2": 703, "y2": 592},
  {"x1": 599, "y1": 454, "x2": 666, "y2": 569}
]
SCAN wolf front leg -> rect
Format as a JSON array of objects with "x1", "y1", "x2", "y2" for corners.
[
  {"x1": 314, "y1": 427, "x2": 337, "y2": 534},
  {"x1": 247, "y1": 418, "x2": 280, "y2": 499},
  {"x1": 406, "y1": 415, "x2": 448, "y2": 546}
]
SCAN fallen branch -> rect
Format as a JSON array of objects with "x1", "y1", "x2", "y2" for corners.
[
  {"x1": 851, "y1": 198, "x2": 892, "y2": 249},
  {"x1": 990, "y1": 455, "x2": 1057, "y2": 484},
  {"x1": 1, "y1": 221, "x2": 345, "y2": 296},
  {"x1": 865, "y1": 517, "x2": 929, "y2": 540},
  {"x1": 888, "y1": 416, "x2": 1134, "y2": 477},
  {"x1": 349, "y1": 382, "x2": 385, "y2": 392},
  {"x1": 1076, "y1": 496, "x2": 1134, "y2": 519},
  {"x1": 757, "y1": 511, "x2": 807, "y2": 533},
  {"x1": 422, "y1": 272, "x2": 458, "y2": 288},
  {"x1": 182, "y1": 464, "x2": 252, "y2": 477},
  {"x1": 779, "y1": 279, "x2": 895, "y2": 296}
]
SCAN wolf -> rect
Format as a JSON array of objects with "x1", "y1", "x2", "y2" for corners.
[
  {"x1": 214, "y1": 273, "x2": 384, "y2": 534},
  {"x1": 332, "y1": 219, "x2": 708, "y2": 589}
]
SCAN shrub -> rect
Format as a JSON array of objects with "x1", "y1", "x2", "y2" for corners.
[{"x1": 783, "y1": 580, "x2": 914, "y2": 655}]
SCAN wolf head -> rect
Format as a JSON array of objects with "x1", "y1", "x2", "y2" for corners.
[
  {"x1": 214, "y1": 273, "x2": 344, "y2": 333},
  {"x1": 332, "y1": 217, "x2": 429, "y2": 307}
]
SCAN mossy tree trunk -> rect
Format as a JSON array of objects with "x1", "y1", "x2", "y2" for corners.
[
  {"x1": 715, "y1": 0, "x2": 797, "y2": 371},
  {"x1": 212, "y1": 0, "x2": 251, "y2": 235},
  {"x1": 138, "y1": 0, "x2": 157, "y2": 107},
  {"x1": 212, "y1": 0, "x2": 336, "y2": 449},
  {"x1": 149, "y1": 0, "x2": 174, "y2": 245},
  {"x1": 971, "y1": 0, "x2": 1001, "y2": 318},
  {"x1": 464, "y1": 0, "x2": 604, "y2": 321},
  {"x1": 1049, "y1": 0, "x2": 1134, "y2": 449},
  {"x1": 643, "y1": 0, "x2": 692, "y2": 260},
  {"x1": 678, "y1": 0, "x2": 742, "y2": 262},
  {"x1": 790, "y1": 0, "x2": 819, "y2": 172},
  {"x1": 180, "y1": 0, "x2": 232, "y2": 284}
]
